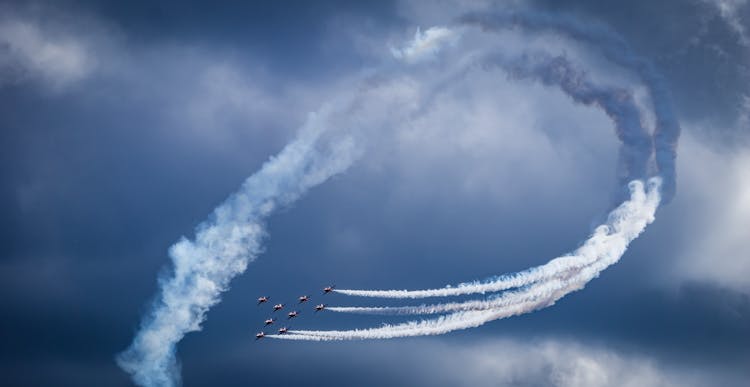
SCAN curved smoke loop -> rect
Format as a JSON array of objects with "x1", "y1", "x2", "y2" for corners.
[
  {"x1": 272, "y1": 12, "x2": 679, "y2": 340},
  {"x1": 118, "y1": 10, "x2": 680, "y2": 387},
  {"x1": 272, "y1": 179, "x2": 660, "y2": 341}
]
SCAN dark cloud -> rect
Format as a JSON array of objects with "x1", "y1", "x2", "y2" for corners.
[
  {"x1": 531, "y1": 0, "x2": 750, "y2": 142},
  {"x1": 1, "y1": 0, "x2": 748, "y2": 386}
]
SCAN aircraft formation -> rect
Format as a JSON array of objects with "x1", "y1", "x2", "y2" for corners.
[{"x1": 255, "y1": 285, "x2": 334, "y2": 340}]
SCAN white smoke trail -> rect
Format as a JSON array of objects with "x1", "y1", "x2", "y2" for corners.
[
  {"x1": 327, "y1": 214, "x2": 646, "y2": 317},
  {"x1": 273, "y1": 304, "x2": 539, "y2": 341},
  {"x1": 391, "y1": 26, "x2": 459, "y2": 63},
  {"x1": 269, "y1": 179, "x2": 660, "y2": 340},
  {"x1": 334, "y1": 53, "x2": 655, "y2": 301},
  {"x1": 329, "y1": 203, "x2": 648, "y2": 316},
  {"x1": 116, "y1": 106, "x2": 361, "y2": 387}
]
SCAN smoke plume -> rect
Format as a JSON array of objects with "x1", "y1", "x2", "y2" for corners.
[
  {"x1": 270, "y1": 179, "x2": 660, "y2": 341},
  {"x1": 117, "y1": 108, "x2": 359, "y2": 387}
]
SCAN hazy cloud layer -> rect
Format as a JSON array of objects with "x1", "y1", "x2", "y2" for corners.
[{"x1": 1, "y1": 0, "x2": 748, "y2": 386}]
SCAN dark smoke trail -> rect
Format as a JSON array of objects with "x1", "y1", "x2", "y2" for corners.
[
  {"x1": 501, "y1": 53, "x2": 653, "y2": 203},
  {"x1": 461, "y1": 10, "x2": 680, "y2": 202}
]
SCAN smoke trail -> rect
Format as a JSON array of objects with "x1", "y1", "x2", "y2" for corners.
[
  {"x1": 273, "y1": 304, "x2": 540, "y2": 341},
  {"x1": 503, "y1": 53, "x2": 653, "y2": 201},
  {"x1": 335, "y1": 53, "x2": 654, "y2": 300},
  {"x1": 390, "y1": 26, "x2": 458, "y2": 63},
  {"x1": 278, "y1": 179, "x2": 660, "y2": 341},
  {"x1": 269, "y1": 179, "x2": 660, "y2": 341},
  {"x1": 328, "y1": 177, "x2": 659, "y2": 320},
  {"x1": 116, "y1": 107, "x2": 360, "y2": 387},
  {"x1": 329, "y1": 219, "x2": 646, "y2": 317},
  {"x1": 460, "y1": 10, "x2": 680, "y2": 202}
]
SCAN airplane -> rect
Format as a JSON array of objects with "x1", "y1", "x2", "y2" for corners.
[
  {"x1": 255, "y1": 331, "x2": 265, "y2": 340},
  {"x1": 278, "y1": 327, "x2": 288, "y2": 335},
  {"x1": 257, "y1": 296, "x2": 269, "y2": 305},
  {"x1": 314, "y1": 304, "x2": 326, "y2": 312},
  {"x1": 298, "y1": 295, "x2": 310, "y2": 304},
  {"x1": 287, "y1": 311, "x2": 299, "y2": 319},
  {"x1": 272, "y1": 303, "x2": 284, "y2": 312},
  {"x1": 264, "y1": 318, "x2": 276, "y2": 326},
  {"x1": 323, "y1": 285, "x2": 335, "y2": 294}
]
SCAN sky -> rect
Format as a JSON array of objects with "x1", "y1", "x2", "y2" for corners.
[{"x1": 1, "y1": 0, "x2": 749, "y2": 386}]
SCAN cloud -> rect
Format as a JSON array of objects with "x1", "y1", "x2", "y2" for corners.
[
  {"x1": 703, "y1": 0, "x2": 750, "y2": 46},
  {"x1": 424, "y1": 338, "x2": 747, "y2": 387},
  {"x1": 204, "y1": 335, "x2": 748, "y2": 387},
  {"x1": 0, "y1": 12, "x2": 96, "y2": 88},
  {"x1": 667, "y1": 132, "x2": 750, "y2": 292},
  {"x1": 738, "y1": 93, "x2": 750, "y2": 129}
]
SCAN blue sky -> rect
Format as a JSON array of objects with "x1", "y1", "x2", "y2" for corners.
[{"x1": 1, "y1": 1, "x2": 749, "y2": 386}]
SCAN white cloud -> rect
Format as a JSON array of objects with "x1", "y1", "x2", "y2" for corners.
[
  {"x1": 163, "y1": 61, "x2": 293, "y2": 146},
  {"x1": 669, "y1": 132, "x2": 750, "y2": 292},
  {"x1": 388, "y1": 69, "x2": 613, "y2": 202},
  {"x1": 360, "y1": 34, "x2": 622, "y2": 212},
  {"x1": 0, "y1": 17, "x2": 95, "y2": 87},
  {"x1": 423, "y1": 338, "x2": 743, "y2": 387},
  {"x1": 707, "y1": 0, "x2": 750, "y2": 46},
  {"x1": 738, "y1": 93, "x2": 750, "y2": 128},
  {"x1": 219, "y1": 336, "x2": 746, "y2": 387}
]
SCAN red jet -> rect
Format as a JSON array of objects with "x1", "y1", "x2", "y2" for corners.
[
  {"x1": 323, "y1": 285, "x2": 335, "y2": 294},
  {"x1": 287, "y1": 311, "x2": 299, "y2": 319},
  {"x1": 264, "y1": 318, "x2": 275, "y2": 326},
  {"x1": 257, "y1": 296, "x2": 269, "y2": 305},
  {"x1": 278, "y1": 327, "x2": 288, "y2": 335},
  {"x1": 272, "y1": 303, "x2": 284, "y2": 312},
  {"x1": 255, "y1": 332, "x2": 265, "y2": 340},
  {"x1": 298, "y1": 295, "x2": 309, "y2": 304},
  {"x1": 314, "y1": 304, "x2": 326, "y2": 312}
]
